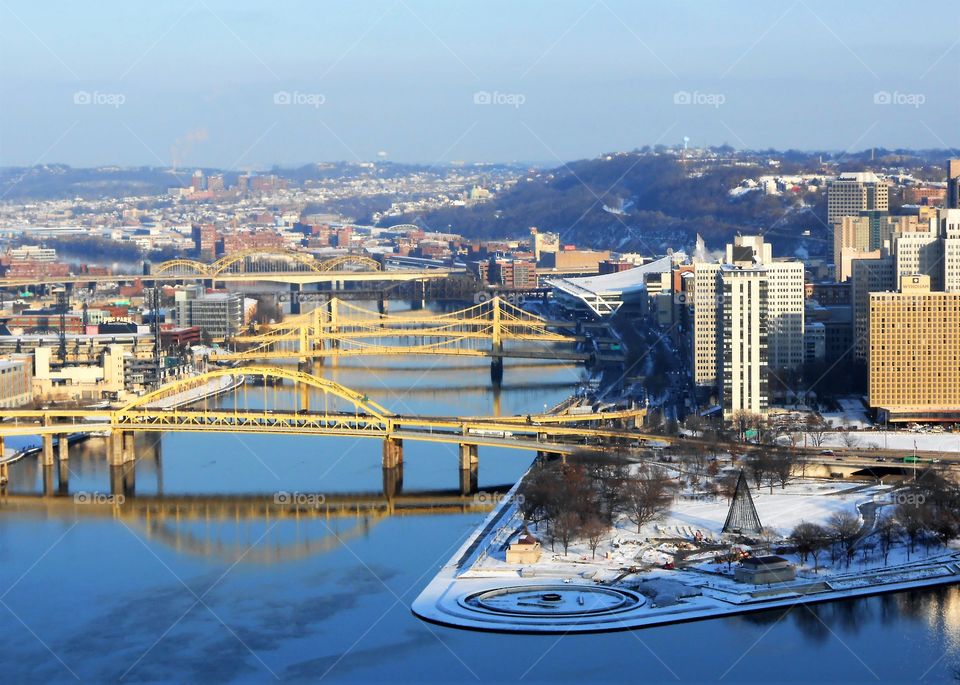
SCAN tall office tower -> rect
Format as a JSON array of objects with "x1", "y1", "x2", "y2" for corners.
[
  {"x1": 693, "y1": 236, "x2": 803, "y2": 418},
  {"x1": 850, "y1": 253, "x2": 894, "y2": 362},
  {"x1": 827, "y1": 172, "x2": 888, "y2": 226},
  {"x1": 868, "y1": 274, "x2": 960, "y2": 424},
  {"x1": 833, "y1": 215, "x2": 872, "y2": 281},
  {"x1": 720, "y1": 265, "x2": 769, "y2": 417},
  {"x1": 941, "y1": 208, "x2": 960, "y2": 292},
  {"x1": 947, "y1": 159, "x2": 960, "y2": 210}
]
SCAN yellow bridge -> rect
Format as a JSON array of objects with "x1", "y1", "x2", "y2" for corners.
[
  {"x1": 217, "y1": 296, "x2": 591, "y2": 371},
  {"x1": 0, "y1": 366, "x2": 652, "y2": 493},
  {"x1": 0, "y1": 248, "x2": 457, "y2": 288}
]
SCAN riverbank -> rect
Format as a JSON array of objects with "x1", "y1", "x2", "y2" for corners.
[{"x1": 412, "y1": 474, "x2": 960, "y2": 633}]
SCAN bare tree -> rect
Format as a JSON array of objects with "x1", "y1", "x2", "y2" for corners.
[
  {"x1": 622, "y1": 466, "x2": 674, "y2": 533},
  {"x1": 840, "y1": 431, "x2": 859, "y2": 449},
  {"x1": 791, "y1": 521, "x2": 828, "y2": 571},
  {"x1": 583, "y1": 516, "x2": 607, "y2": 559},
  {"x1": 875, "y1": 513, "x2": 902, "y2": 564},
  {"x1": 769, "y1": 450, "x2": 797, "y2": 490},
  {"x1": 827, "y1": 510, "x2": 861, "y2": 567},
  {"x1": 805, "y1": 414, "x2": 829, "y2": 448}
]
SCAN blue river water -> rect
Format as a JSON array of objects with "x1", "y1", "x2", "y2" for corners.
[{"x1": 2, "y1": 340, "x2": 960, "y2": 682}]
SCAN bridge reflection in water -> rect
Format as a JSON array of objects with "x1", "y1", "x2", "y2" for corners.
[{"x1": 1, "y1": 484, "x2": 508, "y2": 564}]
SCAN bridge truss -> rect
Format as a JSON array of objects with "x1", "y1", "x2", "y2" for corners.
[
  {"x1": 218, "y1": 296, "x2": 583, "y2": 361},
  {"x1": 152, "y1": 249, "x2": 381, "y2": 278}
]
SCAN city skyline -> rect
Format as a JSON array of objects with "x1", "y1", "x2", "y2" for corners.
[{"x1": 1, "y1": 0, "x2": 957, "y2": 168}]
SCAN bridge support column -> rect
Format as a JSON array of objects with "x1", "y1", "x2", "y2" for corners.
[
  {"x1": 411, "y1": 280, "x2": 425, "y2": 310},
  {"x1": 377, "y1": 296, "x2": 388, "y2": 315},
  {"x1": 382, "y1": 438, "x2": 403, "y2": 468},
  {"x1": 382, "y1": 465, "x2": 403, "y2": 498},
  {"x1": 42, "y1": 434, "x2": 55, "y2": 467},
  {"x1": 289, "y1": 283, "x2": 302, "y2": 315},
  {"x1": 110, "y1": 462, "x2": 135, "y2": 497},
  {"x1": 0, "y1": 436, "x2": 6, "y2": 487},
  {"x1": 458, "y1": 443, "x2": 478, "y2": 470},
  {"x1": 122, "y1": 431, "x2": 136, "y2": 464},
  {"x1": 490, "y1": 356, "x2": 504, "y2": 385},
  {"x1": 458, "y1": 444, "x2": 479, "y2": 496},
  {"x1": 58, "y1": 434, "x2": 69, "y2": 462},
  {"x1": 58, "y1": 458, "x2": 70, "y2": 495},
  {"x1": 43, "y1": 464, "x2": 55, "y2": 496},
  {"x1": 108, "y1": 432, "x2": 124, "y2": 466}
]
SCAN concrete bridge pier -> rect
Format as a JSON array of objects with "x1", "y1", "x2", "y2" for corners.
[
  {"x1": 490, "y1": 357, "x2": 504, "y2": 385},
  {"x1": 459, "y1": 444, "x2": 479, "y2": 496},
  {"x1": 58, "y1": 458, "x2": 70, "y2": 495},
  {"x1": 382, "y1": 465, "x2": 404, "y2": 498},
  {"x1": 377, "y1": 296, "x2": 388, "y2": 315},
  {"x1": 108, "y1": 431, "x2": 124, "y2": 466},
  {"x1": 289, "y1": 283, "x2": 302, "y2": 315},
  {"x1": 42, "y1": 434, "x2": 55, "y2": 467},
  {"x1": 110, "y1": 462, "x2": 136, "y2": 497},
  {"x1": 58, "y1": 435, "x2": 69, "y2": 462},
  {"x1": 42, "y1": 464, "x2": 55, "y2": 496},
  {"x1": 410, "y1": 279, "x2": 425, "y2": 310},
  {"x1": 122, "y1": 431, "x2": 136, "y2": 464},
  {"x1": 0, "y1": 436, "x2": 7, "y2": 488},
  {"x1": 382, "y1": 438, "x2": 403, "y2": 469}
]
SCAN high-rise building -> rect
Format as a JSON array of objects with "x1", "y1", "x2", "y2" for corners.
[
  {"x1": 947, "y1": 159, "x2": 960, "y2": 210},
  {"x1": 693, "y1": 236, "x2": 802, "y2": 418},
  {"x1": 191, "y1": 223, "x2": 219, "y2": 261},
  {"x1": 868, "y1": 274, "x2": 960, "y2": 423},
  {"x1": 827, "y1": 172, "x2": 888, "y2": 226},
  {"x1": 850, "y1": 253, "x2": 894, "y2": 361}
]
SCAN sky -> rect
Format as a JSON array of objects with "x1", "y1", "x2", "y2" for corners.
[{"x1": 0, "y1": 0, "x2": 957, "y2": 169}]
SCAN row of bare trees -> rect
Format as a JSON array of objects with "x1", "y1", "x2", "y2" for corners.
[
  {"x1": 791, "y1": 469, "x2": 960, "y2": 570},
  {"x1": 519, "y1": 455, "x2": 675, "y2": 557}
]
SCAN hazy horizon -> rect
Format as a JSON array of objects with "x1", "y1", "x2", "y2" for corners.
[{"x1": 1, "y1": 1, "x2": 957, "y2": 169}]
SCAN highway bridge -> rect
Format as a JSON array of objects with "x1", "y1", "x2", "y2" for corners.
[
  {"x1": 0, "y1": 365, "x2": 649, "y2": 493},
  {"x1": 0, "y1": 249, "x2": 459, "y2": 288}
]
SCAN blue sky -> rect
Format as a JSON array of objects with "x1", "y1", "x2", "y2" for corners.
[{"x1": 0, "y1": 1, "x2": 956, "y2": 168}]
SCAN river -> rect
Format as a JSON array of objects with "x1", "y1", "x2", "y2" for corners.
[{"x1": 2, "y1": 306, "x2": 960, "y2": 683}]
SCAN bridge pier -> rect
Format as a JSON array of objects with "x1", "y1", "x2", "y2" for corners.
[
  {"x1": 58, "y1": 457, "x2": 70, "y2": 495},
  {"x1": 377, "y1": 296, "x2": 388, "y2": 315},
  {"x1": 459, "y1": 466, "x2": 478, "y2": 496},
  {"x1": 382, "y1": 437, "x2": 403, "y2": 468},
  {"x1": 43, "y1": 464, "x2": 55, "y2": 496},
  {"x1": 458, "y1": 444, "x2": 479, "y2": 496},
  {"x1": 42, "y1": 434, "x2": 55, "y2": 467},
  {"x1": 123, "y1": 431, "x2": 136, "y2": 463},
  {"x1": 110, "y1": 462, "x2": 136, "y2": 497},
  {"x1": 108, "y1": 431, "x2": 124, "y2": 466},
  {"x1": 58, "y1": 434, "x2": 69, "y2": 462},
  {"x1": 0, "y1": 436, "x2": 6, "y2": 488},
  {"x1": 411, "y1": 279, "x2": 425, "y2": 310},
  {"x1": 490, "y1": 357, "x2": 504, "y2": 385},
  {"x1": 382, "y1": 465, "x2": 403, "y2": 498},
  {"x1": 289, "y1": 283, "x2": 302, "y2": 315}
]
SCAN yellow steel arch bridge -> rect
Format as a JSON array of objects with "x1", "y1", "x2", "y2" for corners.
[
  {"x1": 0, "y1": 365, "x2": 651, "y2": 455},
  {"x1": 217, "y1": 296, "x2": 590, "y2": 362},
  {"x1": 152, "y1": 249, "x2": 381, "y2": 278}
]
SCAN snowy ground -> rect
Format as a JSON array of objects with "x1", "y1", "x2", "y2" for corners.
[
  {"x1": 820, "y1": 398, "x2": 872, "y2": 429},
  {"x1": 814, "y1": 430, "x2": 960, "y2": 453}
]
